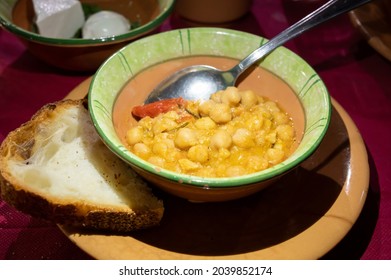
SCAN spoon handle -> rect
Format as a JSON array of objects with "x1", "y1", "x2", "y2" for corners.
[{"x1": 231, "y1": 0, "x2": 371, "y2": 77}]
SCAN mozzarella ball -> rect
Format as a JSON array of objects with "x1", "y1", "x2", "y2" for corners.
[{"x1": 82, "y1": 11, "x2": 130, "y2": 39}]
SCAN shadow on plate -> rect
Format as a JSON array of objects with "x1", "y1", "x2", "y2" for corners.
[{"x1": 321, "y1": 151, "x2": 380, "y2": 260}]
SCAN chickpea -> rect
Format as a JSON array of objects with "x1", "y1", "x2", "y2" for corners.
[
  {"x1": 210, "y1": 130, "x2": 232, "y2": 149},
  {"x1": 218, "y1": 148, "x2": 231, "y2": 159},
  {"x1": 188, "y1": 144, "x2": 209, "y2": 163},
  {"x1": 152, "y1": 117, "x2": 178, "y2": 134},
  {"x1": 133, "y1": 143, "x2": 151, "y2": 159},
  {"x1": 152, "y1": 142, "x2": 169, "y2": 158},
  {"x1": 221, "y1": 87, "x2": 241, "y2": 106},
  {"x1": 148, "y1": 156, "x2": 165, "y2": 167},
  {"x1": 221, "y1": 122, "x2": 236, "y2": 136},
  {"x1": 273, "y1": 142, "x2": 284, "y2": 151},
  {"x1": 195, "y1": 167, "x2": 216, "y2": 178},
  {"x1": 225, "y1": 165, "x2": 247, "y2": 177},
  {"x1": 265, "y1": 131, "x2": 277, "y2": 144},
  {"x1": 126, "y1": 126, "x2": 143, "y2": 145},
  {"x1": 216, "y1": 163, "x2": 228, "y2": 176},
  {"x1": 247, "y1": 155, "x2": 269, "y2": 171},
  {"x1": 164, "y1": 110, "x2": 180, "y2": 120},
  {"x1": 263, "y1": 118, "x2": 272, "y2": 132},
  {"x1": 231, "y1": 105, "x2": 245, "y2": 118},
  {"x1": 160, "y1": 136, "x2": 175, "y2": 148},
  {"x1": 211, "y1": 91, "x2": 223, "y2": 103},
  {"x1": 273, "y1": 111, "x2": 290, "y2": 125},
  {"x1": 166, "y1": 150, "x2": 181, "y2": 162},
  {"x1": 174, "y1": 127, "x2": 198, "y2": 149},
  {"x1": 194, "y1": 117, "x2": 216, "y2": 130},
  {"x1": 209, "y1": 103, "x2": 232, "y2": 124},
  {"x1": 266, "y1": 148, "x2": 285, "y2": 165},
  {"x1": 259, "y1": 107, "x2": 272, "y2": 120},
  {"x1": 178, "y1": 158, "x2": 201, "y2": 172},
  {"x1": 265, "y1": 101, "x2": 280, "y2": 113},
  {"x1": 138, "y1": 116, "x2": 152, "y2": 130},
  {"x1": 240, "y1": 90, "x2": 258, "y2": 108},
  {"x1": 198, "y1": 100, "x2": 215, "y2": 117},
  {"x1": 166, "y1": 139, "x2": 177, "y2": 150},
  {"x1": 232, "y1": 128, "x2": 255, "y2": 148},
  {"x1": 257, "y1": 96, "x2": 265, "y2": 103},
  {"x1": 276, "y1": 124, "x2": 295, "y2": 141},
  {"x1": 245, "y1": 113, "x2": 263, "y2": 131},
  {"x1": 255, "y1": 130, "x2": 266, "y2": 146}
]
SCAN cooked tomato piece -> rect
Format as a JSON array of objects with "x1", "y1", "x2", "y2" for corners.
[{"x1": 132, "y1": 98, "x2": 187, "y2": 118}]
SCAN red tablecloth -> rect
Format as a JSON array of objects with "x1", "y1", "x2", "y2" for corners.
[{"x1": 1, "y1": 0, "x2": 390, "y2": 259}]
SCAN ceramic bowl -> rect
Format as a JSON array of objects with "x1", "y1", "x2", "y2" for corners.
[
  {"x1": 88, "y1": 27, "x2": 331, "y2": 202},
  {"x1": 349, "y1": 0, "x2": 391, "y2": 62},
  {"x1": 175, "y1": 0, "x2": 252, "y2": 24},
  {"x1": 0, "y1": 0, "x2": 175, "y2": 72}
]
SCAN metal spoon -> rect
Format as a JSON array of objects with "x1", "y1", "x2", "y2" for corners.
[{"x1": 144, "y1": 0, "x2": 370, "y2": 104}]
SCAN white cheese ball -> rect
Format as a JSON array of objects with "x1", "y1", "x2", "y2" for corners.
[{"x1": 82, "y1": 11, "x2": 130, "y2": 39}]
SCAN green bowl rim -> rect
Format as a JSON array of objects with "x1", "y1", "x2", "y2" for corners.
[
  {"x1": 0, "y1": 0, "x2": 175, "y2": 46},
  {"x1": 89, "y1": 27, "x2": 331, "y2": 188}
]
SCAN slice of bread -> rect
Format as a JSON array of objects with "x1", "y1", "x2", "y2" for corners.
[{"x1": 0, "y1": 99, "x2": 164, "y2": 232}]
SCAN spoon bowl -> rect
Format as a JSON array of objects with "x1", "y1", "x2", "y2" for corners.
[
  {"x1": 145, "y1": 65, "x2": 234, "y2": 102},
  {"x1": 145, "y1": 0, "x2": 371, "y2": 104}
]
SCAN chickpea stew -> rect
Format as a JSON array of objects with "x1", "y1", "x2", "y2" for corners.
[{"x1": 126, "y1": 87, "x2": 297, "y2": 178}]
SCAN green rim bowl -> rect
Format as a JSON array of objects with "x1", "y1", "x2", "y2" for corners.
[
  {"x1": 88, "y1": 27, "x2": 331, "y2": 202},
  {"x1": 0, "y1": 0, "x2": 175, "y2": 71}
]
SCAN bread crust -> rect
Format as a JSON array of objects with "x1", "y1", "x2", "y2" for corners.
[{"x1": 0, "y1": 99, "x2": 163, "y2": 232}]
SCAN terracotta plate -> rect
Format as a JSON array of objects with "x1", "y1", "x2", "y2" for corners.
[
  {"x1": 61, "y1": 78, "x2": 369, "y2": 260},
  {"x1": 349, "y1": 0, "x2": 391, "y2": 61}
]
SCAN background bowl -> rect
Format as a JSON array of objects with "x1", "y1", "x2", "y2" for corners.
[
  {"x1": 0, "y1": 0, "x2": 175, "y2": 72},
  {"x1": 175, "y1": 0, "x2": 252, "y2": 24},
  {"x1": 89, "y1": 27, "x2": 331, "y2": 202},
  {"x1": 349, "y1": 0, "x2": 391, "y2": 62}
]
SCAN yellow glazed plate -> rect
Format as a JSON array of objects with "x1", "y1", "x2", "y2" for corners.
[{"x1": 62, "y1": 78, "x2": 369, "y2": 259}]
